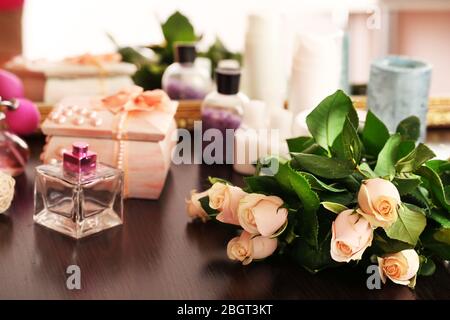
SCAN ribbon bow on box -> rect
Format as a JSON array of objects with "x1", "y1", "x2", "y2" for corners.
[
  {"x1": 98, "y1": 85, "x2": 173, "y2": 142},
  {"x1": 64, "y1": 53, "x2": 122, "y2": 68},
  {"x1": 101, "y1": 86, "x2": 170, "y2": 114}
]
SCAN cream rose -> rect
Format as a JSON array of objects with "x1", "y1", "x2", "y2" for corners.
[
  {"x1": 377, "y1": 249, "x2": 420, "y2": 286},
  {"x1": 357, "y1": 178, "x2": 401, "y2": 228},
  {"x1": 186, "y1": 189, "x2": 209, "y2": 222},
  {"x1": 330, "y1": 209, "x2": 373, "y2": 262},
  {"x1": 227, "y1": 231, "x2": 278, "y2": 265},
  {"x1": 237, "y1": 193, "x2": 288, "y2": 237},
  {"x1": 208, "y1": 182, "x2": 248, "y2": 225}
]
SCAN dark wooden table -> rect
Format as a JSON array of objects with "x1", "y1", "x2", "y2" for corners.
[{"x1": 0, "y1": 134, "x2": 449, "y2": 300}]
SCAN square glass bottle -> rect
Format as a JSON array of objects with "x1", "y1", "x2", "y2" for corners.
[{"x1": 34, "y1": 142, "x2": 123, "y2": 239}]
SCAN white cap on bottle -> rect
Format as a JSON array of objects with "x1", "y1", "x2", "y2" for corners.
[{"x1": 218, "y1": 59, "x2": 240, "y2": 70}]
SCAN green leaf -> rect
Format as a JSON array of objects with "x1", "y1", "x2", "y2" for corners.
[
  {"x1": 358, "y1": 163, "x2": 378, "y2": 178},
  {"x1": 362, "y1": 110, "x2": 390, "y2": 156},
  {"x1": 416, "y1": 166, "x2": 450, "y2": 213},
  {"x1": 332, "y1": 117, "x2": 362, "y2": 164},
  {"x1": 425, "y1": 159, "x2": 448, "y2": 172},
  {"x1": 321, "y1": 202, "x2": 348, "y2": 214},
  {"x1": 407, "y1": 186, "x2": 433, "y2": 212},
  {"x1": 337, "y1": 174, "x2": 363, "y2": 193},
  {"x1": 306, "y1": 90, "x2": 356, "y2": 152},
  {"x1": 273, "y1": 159, "x2": 295, "y2": 194},
  {"x1": 440, "y1": 162, "x2": 450, "y2": 172},
  {"x1": 291, "y1": 153, "x2": 355, "y2": 179},
  {"x1": 118, "y1": 46, "x2": 150, "y2": 67},
  {"x1": 291, "y1": 237, "x2": 336, "y2": 274},
  {"x1": 288, "y1": 166, "x2": 320, "y2": 248},
  {"x1": 286, "y1": 136, "x2": 315, "y2": 153},
  {"x1": 198, "y1": 196, "x2": 220, "y2": 216},
  {"x1": 300, "y1": 172, "x2": 346, "y2": 193},
  {"x1": 244, "y1": 176, "x2": 282, "y2": 196},
  {"x1": 396, "y1": 116, "x2": 421, "y2": 141},
  {"x1": 418, "y1": 256, "x2": 436, "y2": 276},
  {"x1": 161, "y1": 11, "x2": 197, "y2": 48},
  {"x1": 395, "y1": 143, "x2": 436, "y2": 173},
  {"x1": 374, "y1": 133, "x2": 402, "y2": 179},
  {"x1": 198, "y1": 37, "x2": 242, "y2": 77},
  {"x1": 426, "y1": 159, "x2": 450, "y2": 185},
  {"x1": 393, "y1": 174, "x2": 421, "y2": 195},
  {"x1": 429, "y1": 209, "x2": 450, "y2": 228},
  {"x1": 371, "y1": 231, "x2": 413, "y2": 255},
  {"x1": 319, "y1": 191, "x2": 355, "y2": 206},
  {"x1": 397, "y1": 140, "x2": 416, "y2": 160},
  {"x1": 385, "y1": 203, "x2": 427, "y2": 246},
  {"x1": 132, "y1": 62, "x2": 166, "y2": 90},
  {"x1": 421, "y1": 227, "x2": 450, "y2": 260}
]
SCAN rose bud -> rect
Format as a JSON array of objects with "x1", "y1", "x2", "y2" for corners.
[
  {"x1": 377, "y1": 249, "x2": 420, "y2": 287},
  {"x1": 357, "y1": 178, "x2": 401, "y2": 228},
  {"x1": 186, "y1": 189, "x2": 209, "y2": 222},
  {"x1": 227, "y1": 231, "x2": 278, "y2": 265},
  {"x1": 208, "y1": 182, "x2": 248, "y2": 225},
  {"x1": 237, "y1": 193, "x2": 288, "y2": 237},
  {"x1": 330, "y1": 209, "x2": 373, "y2": 263}
]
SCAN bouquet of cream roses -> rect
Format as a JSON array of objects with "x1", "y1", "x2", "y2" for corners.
[{"x1": 186, "y1": 90, "x2": 450, "y2": 288}]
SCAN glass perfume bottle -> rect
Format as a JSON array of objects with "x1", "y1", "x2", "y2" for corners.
[
  {"x1": 34, "y1": 142, "x2": 123, "y2": 239},
  {"x1": 162, "y1": 43, "x2": 212, "y2": 100},
  {"x1": 201, "y1": 68, "x2": 249, "y2": 161},
  {"x1": 0, "y1": 98, "x2": 30, "y2": 176}
]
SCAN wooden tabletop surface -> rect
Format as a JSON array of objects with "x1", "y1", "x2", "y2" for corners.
[{"x1": 0, "y1": 134, "x2": 449, "y2": 300}]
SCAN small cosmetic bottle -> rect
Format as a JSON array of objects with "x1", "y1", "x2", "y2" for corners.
[
  {"x1": 34, "y1": 142, "x2": 123, "y2": 239},
  {"x1": 162, "y1": 43, "x2": 212, "y2": 100},
  {"x1": 201, "y1": 68, "x2": 249, "y2": 161}
]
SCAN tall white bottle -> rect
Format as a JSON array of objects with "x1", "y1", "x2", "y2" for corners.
[
  {"x1": 241, "y1": 13, "x2": 286, "y2": 115},
  {"x1": 288, "y1": 31, "x2": 344, "y2": 115},
  {"x1": 233, "y1": 100, "x2": 266, "y2": 175}
]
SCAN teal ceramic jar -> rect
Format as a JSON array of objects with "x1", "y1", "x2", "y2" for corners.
[{"x1": 367, "y1": 56, "x2": 432, "y2": 141}]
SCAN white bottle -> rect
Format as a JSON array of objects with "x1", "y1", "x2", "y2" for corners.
[
  {"x1": 233, "y1": 100, "x2": 267, "y2": 175},
  {"x1": 288, "y1": 31, "x2": 343, "y2": 115},
  {"x1": 241, "y1": 13, "x2": 286, "y2": 113},
  {"x1": 269, "y1": 109, "x2": 293, "y2": 157}
]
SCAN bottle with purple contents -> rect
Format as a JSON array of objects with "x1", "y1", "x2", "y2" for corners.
[
  {"x1": 201, "y1": 68, "x2": 249, "y2": 163},
  {"x1": 162, "y1": 43, "x2": 212, "y2": 100}
]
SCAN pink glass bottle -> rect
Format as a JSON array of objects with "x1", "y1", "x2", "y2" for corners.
[
  {"x1": 0, "y1": 98, "x2": 30, "y2": 176},
  {"x1": 34, "y1": 142, "x2": 123, "y2": 239}
]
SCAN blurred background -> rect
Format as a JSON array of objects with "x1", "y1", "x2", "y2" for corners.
[{"x1": 1, "y1": 0, "x2": 449, "y2": 95}]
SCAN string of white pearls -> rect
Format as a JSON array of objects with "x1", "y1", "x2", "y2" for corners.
[{"x1": 48, "y1": 105, "x2": 103, "y2": 127}]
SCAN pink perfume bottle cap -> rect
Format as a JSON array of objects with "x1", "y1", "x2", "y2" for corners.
[{"x1": 63, "y1": 142, "x2": 97, "y2": 174}]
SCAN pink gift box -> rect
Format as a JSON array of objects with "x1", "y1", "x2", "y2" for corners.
[{"x1": 40, "y1": 87, "x2": 178, "y2": 199}]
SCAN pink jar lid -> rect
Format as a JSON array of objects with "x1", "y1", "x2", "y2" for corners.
[
  {"x1": 63, "y1": 142, "x2": 97, "y2": 174},
  {"x1": 0, "y1": 0, "x2": 24, "y2": 11}
]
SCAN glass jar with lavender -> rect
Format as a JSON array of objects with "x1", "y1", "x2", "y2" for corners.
[
  {"x1": 162, "y1": 43, "x2": 212, "y2": 100},
  {"x1": 201, "y1": 68, "x2": 249, "y2": 163}
]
